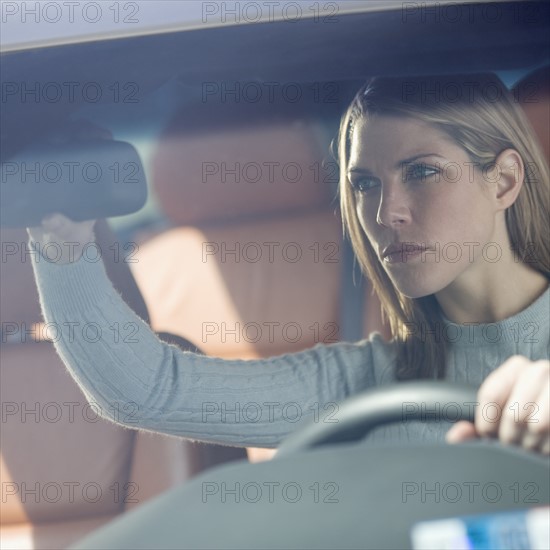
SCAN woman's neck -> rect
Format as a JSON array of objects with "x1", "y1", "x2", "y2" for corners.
[{"x1": 435, "y1": 259, "x2": 549, "y2": 325}]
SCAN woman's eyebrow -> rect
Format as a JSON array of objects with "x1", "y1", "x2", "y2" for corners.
[
  {"x1": 348, "y1": 153, "x2": 446, "y2": 176},
  {"x1": 347, "y1": 166, "x2": 374, "y2": 175},
  {"x1": 397, "y1": 153, "x2": 446, "y2": 168}
]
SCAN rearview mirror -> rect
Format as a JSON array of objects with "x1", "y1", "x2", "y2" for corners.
[{"x1": 1, "y1": 139, "x2": 148, "y2": 227}]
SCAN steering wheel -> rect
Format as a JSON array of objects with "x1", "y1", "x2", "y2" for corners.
[
  {"x1": 276, "y1": 381, "x2": 477, "y2": 457},
  {"x1": 72, "y1": 381, "x2": 549, "y2": 550}
]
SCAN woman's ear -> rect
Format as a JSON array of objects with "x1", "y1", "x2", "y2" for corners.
[{"x1": 492, "y1": 148, "x2": 525, "y2": 210}]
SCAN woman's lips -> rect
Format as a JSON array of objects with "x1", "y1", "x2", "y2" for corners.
[{"x1": 383, "y1": 246, "x2": 428, "y2": 264}]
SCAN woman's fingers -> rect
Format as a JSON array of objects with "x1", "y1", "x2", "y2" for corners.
[
  {"x1": 523, "y1": 372, "x2": 550, "y2": 454},
  {"x1": 42, "y1": 213, "x2": 95, "y2": 242},
  {"x1": 27, "y1": 213, "x2": 97, "y2": 264},
  {"x1": 474, "y1": 356, "x2": 527, "y2": 439},
  {"x1": 445, "y1": 420, "x2": 477, "y2": 443},
  {"x1": 448, "y1": 356, "x2": 550, "y2": 455},
  {"x1": 496, "y1": 359, "x2": 548, "y2": 446}
]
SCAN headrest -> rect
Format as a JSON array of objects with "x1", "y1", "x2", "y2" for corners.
[
  {"x1": 150, "y1": 101, "x2": 336, "y2": 226},
  {"x1": 513, "y1": 66, "x2": 550, "y2": 162}
]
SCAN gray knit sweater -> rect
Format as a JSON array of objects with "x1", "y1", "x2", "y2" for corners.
[{"x1": 28, "y1": 239, "x2": 550, "y2": 448}]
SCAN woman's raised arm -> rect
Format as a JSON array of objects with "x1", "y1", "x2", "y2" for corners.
[{"x1": 26, "y1": 214, "x2": 379, "y2": 448}]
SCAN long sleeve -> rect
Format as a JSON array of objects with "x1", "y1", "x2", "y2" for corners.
[
  {"x1": 26, "y1": 238, "x2": 550, "y2": 450},
  {"x1": 28, "y1": 239, "x2": 381, "y2": 448}
]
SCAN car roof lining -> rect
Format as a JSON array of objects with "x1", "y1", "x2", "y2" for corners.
[
  {"x1": 1, "y1": 1, "x2": 549, "y2": 148},
  {"x1": 0, "y1": 0, "x2": 490, "y2": 53}
]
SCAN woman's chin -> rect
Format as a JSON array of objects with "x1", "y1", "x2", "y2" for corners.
[
  {"x1": 390, "y1": 276, "x2": 450, "y2": 300},
  {"x1": 397, "y1": 287, "x2": 434, "y2": 299}
]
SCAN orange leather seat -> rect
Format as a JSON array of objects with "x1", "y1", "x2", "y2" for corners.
[
  {"x1": 513, "y1": 66, "x2": 550, "y2": 162},
  {"x1": 0, "y1": 223, "x2": 243, "y2": 550},
  {"x1": 130, "y1": 110, "x2": 391, "y2": 463}
]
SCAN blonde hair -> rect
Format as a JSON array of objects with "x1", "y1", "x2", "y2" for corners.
[{"x1": 336, "y1": 74, "x2": 550, "y2": 380}]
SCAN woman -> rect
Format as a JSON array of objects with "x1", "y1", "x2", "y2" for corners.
[{"x1": 27, "y1": 74, "x2": 549, "y2": 454}]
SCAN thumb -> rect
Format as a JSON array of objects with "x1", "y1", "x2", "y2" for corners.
[{"x1": 446, "y1": 421, "x2": 478, "y2": 444}]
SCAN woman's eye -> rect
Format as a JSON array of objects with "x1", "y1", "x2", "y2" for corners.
[
  {"x1": 351, "y1": 176, "x2": 381, "y2": 193},
  {"x1": 403, "y1": 163, "x2": 439, "y2": 182}
]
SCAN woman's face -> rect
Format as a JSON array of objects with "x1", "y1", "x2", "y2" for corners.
[{"x1": 348, "y1": 115, "x2": 500, "y2": 298}]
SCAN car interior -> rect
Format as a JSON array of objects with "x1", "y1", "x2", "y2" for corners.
[{"x1": 1, "y1": 1, "x2": 549, "y2": 549}]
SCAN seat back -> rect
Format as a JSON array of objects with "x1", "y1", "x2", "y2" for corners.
[
  {"x1": 0, "y1": 222, "x2": 219, "y2": 549},
  {"x1": 513, "y1": 66, "x2": 550, "y2": 163},
  {"x1": 134, "y1": 109, "x2": 390, "y2": 360},
  {"x1": 130, "y1": 106, "x2": 390, "y2": 462}
]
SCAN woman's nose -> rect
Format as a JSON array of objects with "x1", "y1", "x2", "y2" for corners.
[{"x1": 375, "y1": 184, "x2": 412, "y2": 227}]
